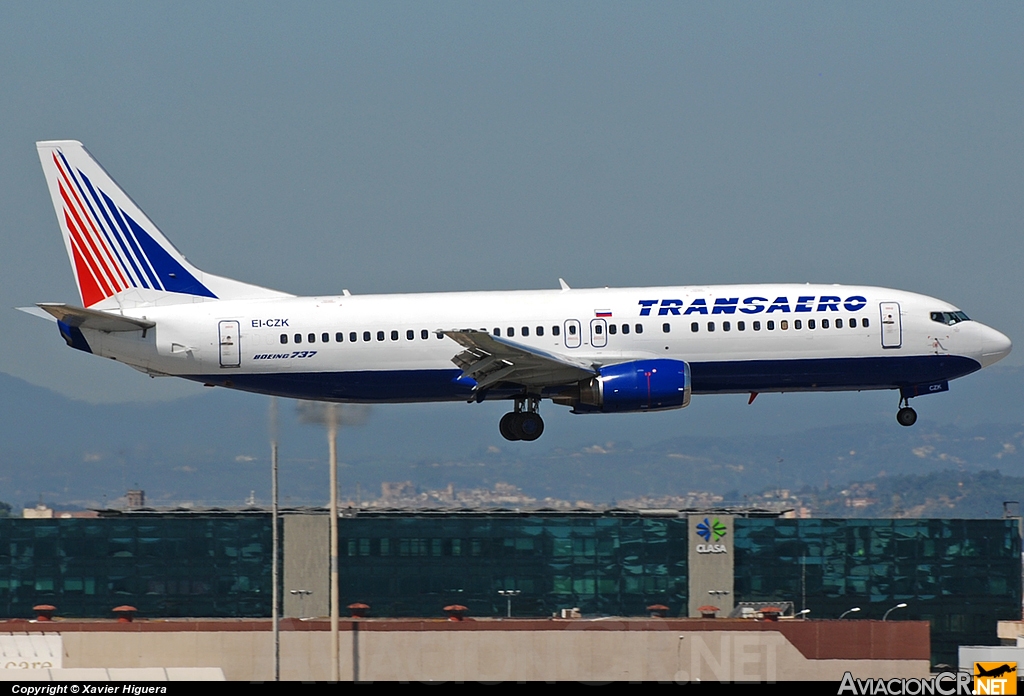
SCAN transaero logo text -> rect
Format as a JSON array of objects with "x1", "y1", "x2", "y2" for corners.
[
  {"x1": 696, "y1": 518, "x2": 727, "y2": 554},
  {"x1": 838, "y1": 671, "x2": 972, "y2": 695}
]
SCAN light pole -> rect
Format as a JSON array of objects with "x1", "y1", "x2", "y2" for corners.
[
  {"x1": 327, "y1": 403, "x2": 339, "y2": 683},
  {"x1": 270, "y1": 397, "x2": 280, "y2": 682},
  {"x1": 290, "y1": 589, "x2": 313, "y2": 618},
  {"x1": 839, "y1": 607, "x2": 861, "y2": 619},
  {"x1": 498, "y1": 589, "x2": 521, "y2": 618},
  {"x1": 883, "y1": 602, "x2": 908, "y2": 621}
]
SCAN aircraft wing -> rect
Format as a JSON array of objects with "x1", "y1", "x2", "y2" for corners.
[
  {"x1": 34, "y1": 303, "x2": 155, "y2": 332},
  {"x1": 443, "y1": 329, "x2": 596, "y2": 390}
]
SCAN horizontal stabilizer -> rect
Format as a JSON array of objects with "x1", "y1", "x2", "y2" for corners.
[{"x1": 35, "y1": 303, "x2": 154, "y2": 332}]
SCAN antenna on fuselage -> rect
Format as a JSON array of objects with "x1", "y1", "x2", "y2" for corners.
[{"x1": 558, "y1": 278, "x2": 571, "y2": 291}]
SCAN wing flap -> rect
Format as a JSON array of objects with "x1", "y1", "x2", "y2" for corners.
[
  {"x1": 36, "y1": 303, "x2": 155, "y2": 332},
  {"x1": 443, "y1": 329, "x2": 596, "y2": 389}
]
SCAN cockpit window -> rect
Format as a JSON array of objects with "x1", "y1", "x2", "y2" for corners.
[{"x1": 930, "y1": 311, "x2": 970, "y2": 325}]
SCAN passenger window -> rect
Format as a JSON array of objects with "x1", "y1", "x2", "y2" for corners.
[
  {"x1": 836, "y1": 318, "x2": 843, "y2": 329},
  {"x1": 849, "y1": 318, "x2": 857, "y2": 329},
  {"x1": 421, "y1": 329, "x2": 429, "y2": 339},
  {"x1": 723, "y1": 321, "x2": 731, "y2": 332},
  {"x1": 294, "y1": 334, "x2": 302, "y2": 344},
  {"x1": 391, "y1": 330, "x2": 399, "y2": 341},
  {"x1": 862, "y1": 318, "x2": 869, "y2": 328},
  {"x1": 537, "y1": 326, "x2": 544, "y2": 337},
  {"x1": 662, "y1": 323, "x2": 670, "y2": 333},
  {"x1": 436, "y1": 331, "x2": 444, "y2": 339},
  {"x1": 322, "y1": 333, "x2": 329, "y2": 343},
  {"x1": 363, "y1": 331, "x2": 371, "y2": 342},
  {"x1": 508, "y1": 327, "x2": 515, "y2": 337},
  {"x1": 594, "y1": 325, "x2": 602, "y2": 335},
  {"x1": 610, "y1": 324, "x2": 618, "y2": 335},
  {"x1": 707, "y1": 322, "x2": 715, "y2": 332},
  {"x1": 522, "y1": 327, "x2": 530, "y2": 337},
  {"x1": 753, "y1": 321, "x2": 761, "y2": 331},
  {"x1": 622, "y1": 324, "x2": 630, "y2": 335},
  {"x1": 552, "y1": 326, "x2": 560, "y2": 336},
  {"x1": 691, "y1": 322, "x2": 699, "y2": 333},
  {"x1": 794, "y1": 320, "x2": 801, "y2": 330},
  {"x1": 307, "y1": 333, "x2": 315, "y2": 343},
  {"x1": 780, "y1": 320, "x2": 788, "y2": 330},
  {"x1": 494, "y1": 328, "x2": 501, "y2": 337},
  {"x1": 738, "y1": 321, "x2": 745, "y2": 331},
  {"x1": 767, "y1": 321, "x2": 775, "y2": 330},
  {"x1": 406, "y1": 330, "x2": 414, "y2": 340},
  {"x1": 350, "y1": 332, "x2": 358, "y2": 342},
  {"x1": 808, "y1": 319, "x2": 815, "y2": 330},
  {"x1": 335, "y1": 332, "x2": 343, "y2": 342},
  {"x1": 822, "y1": 319, "x2": 830, "y2": 329},
  {"x1": 280, "y1": 334, "x2": 288, "y2": 344},
  {"x1": 635, "y1": 324, "x2": 643, "y2": 334},
  {"x1": 377, "y1": 331, "x2": 385, "y2": 341},
  {"x1": 569, "y1": 325, "x2": 577, "y2": 335}
]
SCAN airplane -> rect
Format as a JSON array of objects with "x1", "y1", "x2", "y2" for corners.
[{"x1": 22, "y1": 140, "x2": 1013, "y2": 441}]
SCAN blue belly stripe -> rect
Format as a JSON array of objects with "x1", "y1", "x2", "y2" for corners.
[{"x1": 190, "y1": 354, "x2": 982, "y2": 403}]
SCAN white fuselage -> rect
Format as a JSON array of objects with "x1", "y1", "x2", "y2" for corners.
[{"x1": 73, "y1": 283, "x2": 1011, "y2": 405}]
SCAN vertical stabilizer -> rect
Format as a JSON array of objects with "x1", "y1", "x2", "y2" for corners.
[{"x1": 36, "y1": 140, "x2": 291, "y2": 308}]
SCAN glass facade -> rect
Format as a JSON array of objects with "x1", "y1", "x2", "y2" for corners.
[
  {"x1": 0, "y1": 511, "x2": 1017, "y2": 668},
  {"x1": 0, "y1": 516, "x2": 272, "y2": 618},
  {"x1": 733, "y1": 518, "x2": 1022, "y2": 666},
  {"x1": 337, "y1": 512, "x2": 689, "y2": 617}
]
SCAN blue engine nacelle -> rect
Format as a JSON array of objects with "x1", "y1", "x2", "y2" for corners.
[{"x1": 572, "y1": 359, "x2": 691, "y2": 413}]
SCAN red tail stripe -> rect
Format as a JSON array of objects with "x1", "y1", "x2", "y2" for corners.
[
  {"x1": 64, "y1": 209, "x2": 113, "y2": 303},
  {"x1": 66, "y1": 215, "x2": 107, "y2": 307},
  {"x1": 58, "y1": 180, "x2": 122, "y2": 298},
  {"x1": 52, "y1": 154, "x2": 128, "y2": 291}
]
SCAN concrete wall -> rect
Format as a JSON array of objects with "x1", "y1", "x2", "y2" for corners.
[
  {"x1": 282, "y1": 514, "x2": 329, "y2": 618},
  {"x1": 20, "y1": 619, "x2": 931, "y2": 682},
  {"x1": 688, "y1": 514, "x2": 734, "y2": 617}
]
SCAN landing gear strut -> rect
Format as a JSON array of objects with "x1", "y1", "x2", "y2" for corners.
[
  {"x1": 896, "y1": 396, "x2": 917, "y2": 427},
  {"x1": 500, "y1": 396, "x2": 545, "y2": 441}
]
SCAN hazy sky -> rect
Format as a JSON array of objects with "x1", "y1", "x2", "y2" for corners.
[{"x1": 2, "y1": 2, "x2": 1022, "y2": 410}]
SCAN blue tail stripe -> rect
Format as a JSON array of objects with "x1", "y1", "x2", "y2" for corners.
[
  {"x1": 123, "y1": 211, "x2": 216, "y2": 298},
  {"x1": 78, "y1": 171, "x2": 149, "y2": 290},
  {"x1": 100, "y1": 189, "x2": 162, "y2": 290}
]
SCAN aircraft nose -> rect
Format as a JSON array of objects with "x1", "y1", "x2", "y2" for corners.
[{"x1": 978, "y1": 325, "x2": 1012, "y2": 368}]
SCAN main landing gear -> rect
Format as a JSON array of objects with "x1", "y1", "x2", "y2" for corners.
[
  {"x1": 499, "y1": 396, "x2": 545, "y2": 442},
  {"x1": 896, "y1": 396, "x2": 918, "y2": 427}
]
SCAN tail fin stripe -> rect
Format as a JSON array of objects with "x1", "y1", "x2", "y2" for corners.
[
  {"x1": 101, "y1": 190, "x2": 163, "y2": 291},
  {"x1": 68, "y1": 228, "x2": 107, "y2": 308},
  {"x1": 57, "y1": 162, "x2": 131, "y2": 292},
  {"x1": 64, "y1": 208, "x2": 115, "y2": 301},
  {"x1": 78, "y1": 170, "x2": 151, "y2": 290},
  {"x1": 58, "y1": 180, "x2": 123, "y2": 296},
  {"x1": 57, "y1": 177, "x2": 124, "y2": 295},
  {"x1": 64, "y1": 159, "x2": 142, "y2": 291}
]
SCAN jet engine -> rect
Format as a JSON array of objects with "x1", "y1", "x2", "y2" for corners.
[{"x1": 564, "y1": 359, "x2": 691, "y2": 413}]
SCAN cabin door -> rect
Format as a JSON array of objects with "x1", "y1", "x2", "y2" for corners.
[
  {"x1": 564, "y1": 319, "x2": 582, "y2": 348},
  {"x1": 879, "y1": 302, "x2": 902, "y2": 349},
  {"x1": 219, "y1": 320, "x2": 241, "y2": 367}
]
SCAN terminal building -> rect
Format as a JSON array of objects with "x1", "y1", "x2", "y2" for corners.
[{"x1": 0, "y1": 509, "x2": 1019, "y2": 667}]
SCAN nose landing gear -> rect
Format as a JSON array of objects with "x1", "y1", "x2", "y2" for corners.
[
  {"x1": 896, "y1": 396, "x2": 917, "y2": 427},
  {"x1": 499, "y1": 396, "x2": 545, "y2": 441}
]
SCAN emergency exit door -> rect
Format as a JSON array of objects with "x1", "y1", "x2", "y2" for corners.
[
  {"x1": 219, "y1": 320, "x2": 241, "y2": 367},
  {"x1": 880, "y1": 302, "x2": 902, "y2": 349}
]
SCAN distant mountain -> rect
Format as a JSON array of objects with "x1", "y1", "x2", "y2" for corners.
[
  {"x1": 777, "y1": 469, "x2": 1024, "y2": 519},
  {"x1": 0, "y1": 366, "x2": 1023, "y2": 511}
]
